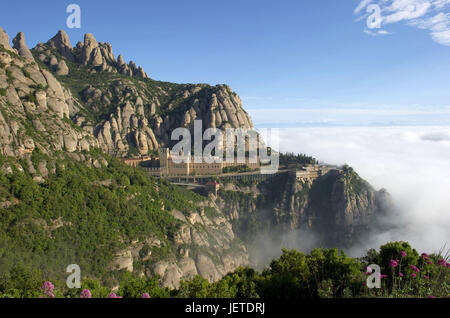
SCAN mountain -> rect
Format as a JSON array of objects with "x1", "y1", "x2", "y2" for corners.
[
  {"x1": 1, "y1": 28, "x2": 254, "y2": 158},
  {"x1": 0, "y1": 27, "x2": 393, "y2": 289}
]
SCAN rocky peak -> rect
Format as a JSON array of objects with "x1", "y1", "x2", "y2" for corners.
[
  {"x1": 2, "y1": 27, "x2": 254, "y2": 158},
  {"x1": 117, "y1": 54, "x2": 126, "y2": 66},
  {"x1": 12, "y1": 32, "x2": 34, "y2": 60},
  {"x1": 0, "y1": 27, "x2": 13, "y2": 51},
  {"x1": 42, "y1": 31, "x2": 147, "y2": 79},
  {"x1": 47, "y1": 30, "x2": 73, "y2": 60},
  {"x1": 0, "y1": 28, "x2": 97, "y2": 158},
  {"x1": 81, "y1": 33, "x2": 101, "y2": 66}
]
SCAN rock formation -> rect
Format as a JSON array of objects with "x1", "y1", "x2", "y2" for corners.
[
  {"x1": 216, "y1": 167, "x2": 393, "y2": 257},
  {"x1": 0, "y1": 27, "x2": 13, "y2": 51},
  {"x1": 12, "y1": 32, "x2": 33, "y2": 60},
  {"x1": 47, "y1": 30, "x2": 74, "y2": 61},
  {"x1": 0, "y1": 27, "x2": 97, "y2": 158}
]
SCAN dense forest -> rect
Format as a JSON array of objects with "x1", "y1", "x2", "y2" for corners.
[{"x1": 0, "y1": 150, "x2": 204, "y2": 286}]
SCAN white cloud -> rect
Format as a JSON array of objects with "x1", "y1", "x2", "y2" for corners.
[
  {"x1": 364, "y1": 28, "x2": 392, "y2": 36},
  {"x1": 355, "y1": 0, "x2": 375, "y2": 14},
  {"x1": 383, "y1": 0, "x2": 432, "y2": 24},
  {"x1": 431, "y1": 29, "x2": 450, "y2": 44},
  {"x1": 355, "y1": 0, "x2": 450, "y2": 45}
]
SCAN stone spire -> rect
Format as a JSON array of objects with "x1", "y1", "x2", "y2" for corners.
[
  {"x1": 81, "y1": 33, "x2": 99, "y2": 65},
  {"x1": 117, "y1": 54, "x2": 126, "y2": 66},
  {"x1": 12, "y1": 32, "x2": 34, "y2": 60},
  {"x1": 0, "y1": 27, "x2": 13, "y2": 51},
  {"x1": 47, "y1": 30, "x2": 73, "y2": 60}
]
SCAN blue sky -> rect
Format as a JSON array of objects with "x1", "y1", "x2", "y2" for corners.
[{"x1": 1, "y1": 0, "x2": 450, "y2": 126}]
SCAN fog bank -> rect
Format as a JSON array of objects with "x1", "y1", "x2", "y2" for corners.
[{"x1": 268, "y1": 126, "x2": 450, "y2": 256}]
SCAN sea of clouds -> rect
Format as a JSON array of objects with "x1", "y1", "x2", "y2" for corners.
[{"x1": 259, "y1": 125, "x2": 450, "y2": 257}]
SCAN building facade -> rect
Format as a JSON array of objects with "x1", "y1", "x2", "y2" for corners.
[{"x1": 140, "y1": 148, "x2": 261, "y2": 177}]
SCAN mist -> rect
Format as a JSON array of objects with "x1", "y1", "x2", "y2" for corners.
[
  {"x1": 248, "y1": 226, "x2": 320, "y2": 270},
  {"x1": 263, "y1": 126, "x2": 450, "y2": 257}
]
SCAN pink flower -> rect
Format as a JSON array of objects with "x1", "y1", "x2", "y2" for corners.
[
  {"x1": 108, "y1": 293, "x2": 122, "y2": 298},
  {"x1": 41, "y1": 281, "x2": 55, "y2": 298},
  {"x1": 410, "y1": 265, "x2": 420, "y2": 273},
  {"x1": 400, "y1": 251, "x2": 407, "y2": 258},
  {"x1": 428, "y1": 296, "x2": 436, "y2": 298},
  {"x1": 42, "y1": 281, "x2": 54, "y2": 292},
  {"x1": 398, "y1": 272, "x2": 404, "y2": 277},
  {"x1": 437, "y1": 259, "x2": 446, "y2": 266},
  {"x1": 366, "y1": 266, "x2": 372, "y2": 274},
  {"x1": 411, "y1": 273, "x2": 417, "y2": 278},
  {"x1": 421, "y1": 253, "x2": 429, "y2": 258},
  {"x1": 423, "y1": 275, "x2": 429, "y2": 279},
  {"x1": 389, "y1": 260, "x2": 399, "y2": 268},
  {"x1": 141, "y1": 293, "x2": 151, "y2": 298},
  {"x1": 80, "y1": 289, "x2": 92, "y2": 299}
]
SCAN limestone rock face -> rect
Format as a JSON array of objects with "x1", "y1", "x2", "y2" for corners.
[
  {"x1": 0, "y1": 27, "x2": 13, "y2": 51},
  {"x1": 120, "y1": 205, "x2": 248, "y2": 289},
  {"x1": 307, "y1": 167, "x2": 392, "y2": 245},
  {"x1": 216, "y1": 167, "x2": 393, "y2": 255},
  {"x1": 47, "y1": 30, "x2": 74, "y2": 60},
  {"x1": 81, "y1": 33, "x2": 98, "y2": 65},
  {"x1": 1, "y1": 28, "x2": 256, "y2": 159},
  {"x1": 55, "y1": 60, "x2": 69, "y2": 76},
  {"x1": 0, "y1": 29, "x2": 98, "y2": 158},
  {"x1": 111, "y1": 250, "x2": 133, "y2": 272},
  {"x1": 12, "y1": 32, "x2": 33, "y2": 60}
]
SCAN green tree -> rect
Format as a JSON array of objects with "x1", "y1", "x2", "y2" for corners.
[
  {"x1": 119, "y1": 274, "x2": 169, "y2": 298},
  {"x1": 177, "y1": 276, "x2": 210, "y2": 298}
]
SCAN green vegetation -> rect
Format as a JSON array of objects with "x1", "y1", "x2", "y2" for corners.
[
  {"x1": 38, "y1": 46, "x2": 196, "y2": 124},
  {"x1": 0, "y1": 44, "x2": 21, "y2": 59},
  {"x1": 0, "y1": 88, "x2": 6, "y2": 97},
  {"x1": 29, "y1": 84, "x2": 47, "y2": 91},
  {"x1": 280, "y1": 152, "x2": 318, "y2": 166},
  {"x1": 222, "y1": 165, "x2": 254, "y2": 174},
  {"x1": 23, "y1": 92, "x2": 37, "y2": 104},
  {"x1": 21, "y1": 68, "x2": 30, "y2": 79},
  {"x1": 5, "y1": 68, "x2": 13, "y2": 84},
  {"x1": 0, "y1": 151, "x2": 203, "y2": 285},
  {"x1": 1, "y1": 241, "x2": 447, "y2": 298},
  {"x1": 341, "y1": 164, "x2": 373, "y2": 196}
]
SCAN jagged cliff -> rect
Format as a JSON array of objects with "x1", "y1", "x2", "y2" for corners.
[
  {"x1": 215, "y1": 167, "x2": 392, "y2": 265},
  {"x1": 0, "y1": 29, "x2": 98, "y2": 158},
  {"x1": 1, "y1": 28, "x2": 253, "y2": 159}
]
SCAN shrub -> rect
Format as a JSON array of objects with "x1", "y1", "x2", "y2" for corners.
[{"x1": 118, "y1": 274, "x2": 169, "y2": 298}]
